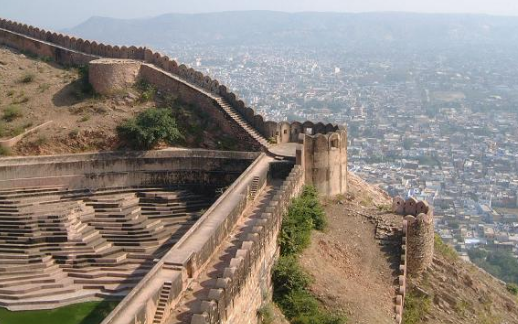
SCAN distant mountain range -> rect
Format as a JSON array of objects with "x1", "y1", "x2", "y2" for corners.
[{"x1": 65, "y1": 11, "x2": 518, "y2": 50}]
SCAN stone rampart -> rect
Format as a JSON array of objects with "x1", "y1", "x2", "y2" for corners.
[
  {"x1": 190, "y1": 165, "x2": 304, "y2": 324},
  {"x1": 297, "y1": 129, "x2": 348, "y2": 197},
  {"x1": 0, "y1": 19, "x2": 146, "y2": 60},
  {"x1": 101, "y1": 154, "x2": 276, "y2": 324},
  {"x1": 0, "y1": 17, "x2": 347, "y2": 323},
  {"x1": 137, "y1": 64, "x2": 264, "y2": 150},
  {"x1": 392, "y1": 197, "x2": 435, "y2": 323},
  {"x1": 0, "y1": 150, "x2": 259, "y2": 190},
  {"x1": 0, "y1": 17, "x2": 341, "y2": 150},
  {"x1": 265, "y1": 120, "x2": 339, "y2": 144}
]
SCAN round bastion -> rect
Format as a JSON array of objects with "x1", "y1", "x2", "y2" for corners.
[{"x1": 88, "y1": 58, "x2": 142, "y2": 95}]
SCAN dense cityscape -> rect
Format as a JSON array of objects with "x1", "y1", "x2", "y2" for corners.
[{"x1": 164, "y1": 43, "x2": 518, "y2": 261}]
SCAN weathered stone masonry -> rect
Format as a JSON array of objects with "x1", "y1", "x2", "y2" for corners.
[
  {"x1": 0, "y1": 17, "x2": 343, "y2": 152},
  {"x1": 190, "y1": 166, "x2": 304, "y2": 324},
  {"x1": 0, "y1": 16, "x2": 446, "y2": 324},
  {"x1": 392, "y1": 196, "x2": 435, "y2": 323}
]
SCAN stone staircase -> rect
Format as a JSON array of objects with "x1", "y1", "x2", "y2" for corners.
[
  {"x1": 153, "y1": 281, "x2": 173, "y2": 324},
  {"x1": 85, "y1": 194, "x2": 170, "y2": 254},
  {"x1": 168, "y1": 180, "x2": 277, "y2": 324},
  {"x1": 0, "y1": 187, "x2": 211, "y2": 310},
  {"x1": 213, "y1": 97, "x2": 270, "y2": 148}
]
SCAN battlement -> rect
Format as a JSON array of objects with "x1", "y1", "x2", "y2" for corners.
[
  {"x1": 0, "y1": 17, "x2": 345, "y2": 155},
  {"x1": 0, "y1": 16, "x2": 350, "y2": 323},
  {"x1": 297, "y1": 129, "x2": 348, "y2": 197},
  {"x1": 392, "y1": 197, "x2": 435, "y2": 323}
]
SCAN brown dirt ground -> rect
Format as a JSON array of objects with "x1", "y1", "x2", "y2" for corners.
[
  {"x1": 299, "y1": 173, "x2": 401, "y2": 324},
  {"x1": 0, "y1": 46, "x2": 248, "y2": 156},
  {"x1": 300, "y1": 172, "x2": 518, "y2": 324}
]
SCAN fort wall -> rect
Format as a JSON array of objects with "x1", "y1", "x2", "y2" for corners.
[
  {"x1": 0, "y1": 17, "x2": 350, "y2": 324},
  {"x1": 137, "y1": 64, "x2": 263, "y2": 150},
  {"x1": 101, "y1": 154, "x2": 280, "y2": 324},
  {"x1": 0, "y1": 27, "x2": 98, "y2": 65},
  {"x1": 0, "y1": 17, "x2": 342, "y2": 150},
  {"x1": 392, "y1": 197, "x2": 435, "y2": 323},
  {"x1": 190, "y1": 166, "x2": 304, "y2": 324},
  {"x1": 298, "y1": 129, "x2": 348, "y2": 197}
]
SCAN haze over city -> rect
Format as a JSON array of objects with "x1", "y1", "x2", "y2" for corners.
[
  {"x1": 1, "y1": 0, "x2": 518, "y2": 29},
  {"x1": 2, "y1": 1, "x2": 518, "y2": 324}
]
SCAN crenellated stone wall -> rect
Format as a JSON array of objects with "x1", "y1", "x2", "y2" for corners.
[
  {"x1": 297, "y1": 129, "x2": 348, "y2": 197},
  {"x1": 392, "y1": 196, "x2": 435, "y2": 323},
  {"x1": 190, "y1": 166, "x2": 305, "y2": 324},
  {"x1": 0, "y1": 17, "x2": 350, "y2": 324},
  {"x1": 0, "y1": 17, "x2": 343, "y2": 151}
]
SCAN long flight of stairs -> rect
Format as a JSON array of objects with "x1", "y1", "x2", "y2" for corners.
[
  {"x1": 152, "y1": 281, "x2": 173, "y2": 324},
  {"x1": 213, "y1": 97, "x2": 270, "y2": 148},
  {"x1": 0, "y1": 187, "x2": 212, "y2": 310}
]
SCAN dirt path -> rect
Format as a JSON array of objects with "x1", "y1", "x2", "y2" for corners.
[{"x1": 299, "y1": 173, "x2": 401, "y2": 324}]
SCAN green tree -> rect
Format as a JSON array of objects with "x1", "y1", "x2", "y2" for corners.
[{"x1": 117, "y1": 108, "x2": 183, "y2": 149}]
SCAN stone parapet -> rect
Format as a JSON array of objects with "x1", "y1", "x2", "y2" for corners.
[
  {"x1": 190, "y1": 165, "x2": 304, "y2": 324},
  {"x1": 0, "y1": 16, "x2": 343, "y2": 152},
  {"x1": 297, "y1": 129, "x2": 348, "y2": 197},
  {"x1": 392, "y1": 197, "x2": 435, "y2": 323},
  {"x1": 89, "y1": 59, "x2": 142, "y2": 95}
]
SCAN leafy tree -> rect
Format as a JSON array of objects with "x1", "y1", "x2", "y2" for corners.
[
  {"x1": 469, "y1": 248, "x2": 518, "y2": 285},
  {"x1": 117, "y1": 108, "x2": 183, "y2": 149}
]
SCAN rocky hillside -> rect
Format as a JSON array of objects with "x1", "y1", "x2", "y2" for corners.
[
  {"x1": 405, "y1": 243, "x2": 518, "y2": 323},
  {"x1": 0, "y1": 46, "x2": 248, "y2": 156},
  {"x1": 300, "y1": 173, "x2": 518, "y2": 324}
]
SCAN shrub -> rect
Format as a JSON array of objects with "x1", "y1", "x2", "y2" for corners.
[
  {"x1": 19, "y1": 73, "x2": 35, "y2": 83},
  {"x1": 507, "y1": 283, "x2": 518, "y2": 295},
  {"x1": 69, "y1": 129, "x2": 80, "y2": 138},
  {"x1": 257, "y1": 304, "x2": 274, "y2": 324},
  {"x1": 0, "y1": 146, "x2": 11, "y2": 156},
  {"x1": 135, "y1": 80, "x2": 157, "y2": 102},
  {"x1": 403, "y1": 289, "x2": 432, "y2": 324},
  {"x1": 2, "y1": 105, "x2": 23, "y2": 122},
  {"x1": 80, "y1": 114, "x2": 91, "y2": 122},
  {"x1": 300, "y1": 186, "x2": 327, "y2": 230},
  {"x1": 272, "y1": 256, "x2": 312, "y2": 298},
  {"x1": 73, "y1": 65, "x2": 94, "y2": 99},
  {"x1": 117, "y1": 108, "x2": 183, "y2": 149},
  {"x1": 279, "y1": 186, "x2": 327, "y2": 256},
  {"x1": 434, "y1": 234, "x2": 458, "y2": 261},
  {"x1": 35, "y1": 135, "x2": 48, "y2": 146},
  {"x1": 273, "y1": 187, "x2": 346, "y2": 324},
  {"x1": 38, "y1": 83, "x2": 51, "y2": 93},
  {"x1": 279, "y1": 206, "x2": 314, "y2": 256}
]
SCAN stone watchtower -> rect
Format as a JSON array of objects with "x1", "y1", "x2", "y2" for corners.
[
  {"x1": 297, "y1": 129, "x2": 348, "y2": 197},
  {"x1": 393, "y1": 197, "x2": 435, "y2": 276}
]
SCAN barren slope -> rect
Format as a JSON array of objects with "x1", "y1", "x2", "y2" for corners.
[
  {"x1": 407, "y1": 250, "x2": 518, "y2": 324},
  {"x1": 300, "y1": 172, "x2": 518, "y2": 324},
  {"x1": 299, "y1": 173, "x2": 401, "y2": 324},
  {"x1": 0, "y1": 46, "x2": 248, "y2": 156}
]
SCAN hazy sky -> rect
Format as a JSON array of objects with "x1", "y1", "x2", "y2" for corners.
[{"x1": 1, "y1": 0, "x2": 518, "y2": 30}]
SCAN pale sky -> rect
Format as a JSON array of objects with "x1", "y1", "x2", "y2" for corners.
[{"x1": 1, "y1": 0, "x2": 518, "y2": 30}]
